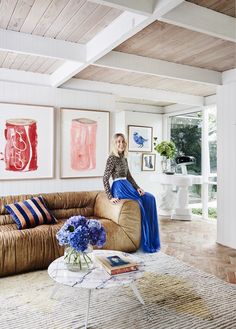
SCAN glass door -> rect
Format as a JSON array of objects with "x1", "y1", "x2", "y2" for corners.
[
  {"x1": 169, "y1": 106, "x2": 217, "y2": 220},
  {"x1": 208, "y1": 106, "x2": 217, "y2": 219}
]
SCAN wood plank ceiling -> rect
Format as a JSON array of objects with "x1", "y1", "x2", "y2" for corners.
[
  {"x1": 186, "y1": 0, "x2": 236, "y2": 18},
  {"x1": 0, "y1": 0, "x2": 121, "y2": 74},
  {"x1": 0, "y1": 50, "x2": 63, "y2": 74},
  {"x1": 0, "y1": 0, "x2": 122, "y2": 43},
  {"x1": 115, "y1": 21, "x2": 236, "y2": 72},
  {"x1": 0, "y1": 0, "x2": 235, "y2": 101},
  {"x1": 76, "y1": 65, "x2": 217, "y2": 96},
  {"x1": 75, "y1": 1, "x2": 236, "y2": 98}
]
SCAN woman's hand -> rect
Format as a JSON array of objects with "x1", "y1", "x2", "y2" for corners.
[
  {"x1": 110, "y1": 197, "x2": 120, "y2": 204},
  {"x1": 137, "y1": 188, "x2": 145, "y2": 196}
]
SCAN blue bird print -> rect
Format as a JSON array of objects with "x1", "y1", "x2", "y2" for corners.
[{"x1": 133, "y1": 132, "x2": 148, "y2": 148}]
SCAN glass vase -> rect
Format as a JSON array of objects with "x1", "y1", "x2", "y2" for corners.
[
  {"x1": 161, "y1": 156, "x2": 170, "y2": 173},
  {"x1": 64, "y1": 246, "x2": 93, "y2": 272}
]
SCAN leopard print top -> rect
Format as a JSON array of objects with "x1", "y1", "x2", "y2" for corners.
[{"x1": 103, "y1": 153, "x2": 140, "y2": 199}]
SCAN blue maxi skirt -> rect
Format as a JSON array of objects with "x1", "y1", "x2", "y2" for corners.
[{"x1": 111, "y1": 178, "x2": 160, "y2": 253}]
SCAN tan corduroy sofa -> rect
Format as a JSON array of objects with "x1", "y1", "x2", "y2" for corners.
[{"x1": 0, "y1": 191, "x2": 141, "y2": 277}]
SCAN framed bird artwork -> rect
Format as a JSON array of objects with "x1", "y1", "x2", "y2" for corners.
[{"x1": 128, "y1": 125, "x2": 153, "y2": 152}]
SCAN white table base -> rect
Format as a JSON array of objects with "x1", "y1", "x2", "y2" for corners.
[
  {"x1": 130, "y1": 281, "x2": 145, "y2": 305},
  {"x1": 48, "y1": 250, "x2": 145, "y2": 329},
  {"x1": 82, "y1": 282, "x2": 144, "y2": 329},
  {"x1": 85, "y1": 289, "x2": 91, "y2": 329}
]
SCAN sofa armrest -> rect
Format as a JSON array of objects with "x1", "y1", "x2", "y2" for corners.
[{"x1": 94, "y1": 191, "x2": 141, "y2": 250}]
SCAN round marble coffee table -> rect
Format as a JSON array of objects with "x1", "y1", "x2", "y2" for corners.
[{"x1": 48, "y1": 250, "x2": 145, "y2": 329}]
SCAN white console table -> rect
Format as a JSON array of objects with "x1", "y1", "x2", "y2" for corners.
[{"x1": 153, "y1": 173, "x2": 202, "y2": 221}]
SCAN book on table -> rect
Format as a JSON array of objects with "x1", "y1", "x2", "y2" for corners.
[{"x1": 95, "y1": 254, "x2": 139, "y2": 275}]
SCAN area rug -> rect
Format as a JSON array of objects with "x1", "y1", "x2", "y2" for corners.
[{"x1": 1, "y1": 252, "x2": 236, "y2": 329}]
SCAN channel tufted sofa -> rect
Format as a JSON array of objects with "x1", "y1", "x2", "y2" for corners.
[{"x1": 0, "y1": 191, "x2": 141, "y2": 277}]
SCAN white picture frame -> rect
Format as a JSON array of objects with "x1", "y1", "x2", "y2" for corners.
[
  {"x1": 128, "y1": 153, "x2": 141, "y2": 174},
  {"x1": 128, "y1": 125, "x2": 153, "y2": 152},
  {"x1": 142, "y1": 153, "x2": 156, "y2": 171},
  {"x1": 0, "y1": 103, "x2": 54, "y2": 180},
  {"x1": 60, "y1": 108, "x2": 109, "y2": 178}
]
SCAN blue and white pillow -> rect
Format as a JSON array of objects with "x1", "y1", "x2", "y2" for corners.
[{"x1": 5, "y1": 196, "x2": 57, "y2": 230}]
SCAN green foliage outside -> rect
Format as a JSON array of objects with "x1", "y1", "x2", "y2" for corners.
[
  {"x1": 170, "y1": 110, "x2": 217, "y2": 219},
  {"x1": 192, "y1": 208, "x2": 217, "y2": 219},
  {"x1": 208, "y1": 111, "x2": 217, "y2": 173},
  {"x1": 170, "y1": 110, "x2": 217, "y2": 175},
  {"x1": 171, "y1": 123, "x2": 202, "y2": 175},
  {"x1": 209, "y1": 142, "x2": 217, "y2": 173}
]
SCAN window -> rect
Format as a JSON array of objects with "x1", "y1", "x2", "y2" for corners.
[
  {"x1": 170, "y1": 111, "x2": 202, "y2": 209},
  {"x1": 207, "y1": 107, "x2": 217, "y2": 219},
  {"x1": 168, "y1": 106, "x2": 217, "y2": 220},
  {"x1": 170, "y1": 112, "x2": 202, "y2": 175}
]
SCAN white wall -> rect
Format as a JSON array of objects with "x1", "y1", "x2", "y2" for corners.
[
  {"x1": 217, "y1": 81, "x2": 236, "y2": 249},
  {"x1": 115, "y1": 110, "x2": 163, "y2": 200},
  {"x1": 0, "y1": 81, "x2": 163, "y2": 197},
  {"x1": 0, "y1": 82, "x2": 113, "y2": 196}
]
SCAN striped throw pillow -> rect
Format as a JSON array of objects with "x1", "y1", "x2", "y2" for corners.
[{"x1": 5, "y1": 196, "x2": 57, "y2": 230}]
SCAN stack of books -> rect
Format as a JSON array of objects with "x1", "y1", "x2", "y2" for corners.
[{"x1": 95, "y1": 254, "x2": 139, "y2": 275}]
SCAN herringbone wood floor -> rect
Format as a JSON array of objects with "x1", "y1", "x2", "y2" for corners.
[{"x1": 160, "y1": 218, "x2": 236, "y2": 284}]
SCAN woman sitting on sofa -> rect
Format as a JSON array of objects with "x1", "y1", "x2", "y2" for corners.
[{"x1": 103, "y1": 133, "x2": 160, "y2": 253}]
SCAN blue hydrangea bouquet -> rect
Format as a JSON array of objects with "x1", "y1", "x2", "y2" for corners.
[{"x1": 56, "y1": 215, "x2": 106, "y2": 271}]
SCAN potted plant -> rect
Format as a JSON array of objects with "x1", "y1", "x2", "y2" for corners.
[{"x1": 153, "y1": 138, "x2": 176, "y2": 173}]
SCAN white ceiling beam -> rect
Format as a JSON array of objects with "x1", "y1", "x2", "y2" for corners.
[
  {"x1": 51, "y1": 12, "x2": 151, "y2": 87},
  {"x1": 165, "y1": 95, "x2": 217, "y2": 113},
  {"x1": 88, "y1": 0, "x2": 154, "y2": 16},
  {"x1": 0, "y1": 68, "x2": 51, "y2": 86},
  {"x1": 164, "y1": 104, "x2": 196, "y2": 114},
  {"x1": 115, "y1": 100, "x2": 164, "y2": 114},
  {"x1": 0, "y1": 81, "x2": 114, "y2": 110},
  {"x1": 63, "y1": 78, "x2": 204, "y2": 106},
  {"x1": 88, "y1": 0, "x2": 185, "y2": 17},
  {"x1": 86, "y1": 12, "x2": 147, "y2": 62},
  {"x1": 160, "y1": 1, "x2": 236, "y2": 43},
  {"x1": 153, "y1": 0, "x2": 185, "y2": 18},
  {"x1": 52, "y1": 1, "x2": 184, "y2": 87},
  {"x1": 96, "y1": 51, "x2": 222, "y2": 85},
  {"x1": 50, "y1": 62, "x2": 84, "y2": 87},
  {"x1": 222, "y1": 68, "x2": 236, "y2": 84},
  {"x1": 0, "y1": 29, "x2": 86, "y2": 62},
  {"x1": 204, "y1": 95, "x2": 216, "y2": 106}
]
